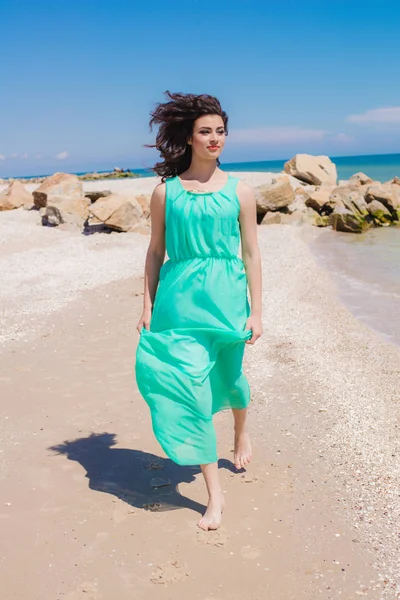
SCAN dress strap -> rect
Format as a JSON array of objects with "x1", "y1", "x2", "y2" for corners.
[
  {"x1": 225, "y1": 174, "x2": 239, "y2": 194},
  {"x1": 223, "y1": 175, "x2": 241, "y2": 212},
  {"x1": 165, "y1": 175, "x2": 181, "y2": 197},
  {"x1": 164, "y1": 176, "x2": 181, "y2": 222}
]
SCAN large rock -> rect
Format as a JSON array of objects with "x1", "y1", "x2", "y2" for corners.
[
  {"x1": 329, "y1": 206, "x2": 370, "y2": 233},
  {"x1": 261, "y1": 212, "x2": 282, "y2": 225},
  {"x1": 305, "y1": 185, "x2": 334, "y2": 213},
  {"x1": 348, "y1": 172, "x2": 373, "y2": 186},
  {"x1": 384, "y1": 176, "x2": 400, "y2": 186},
  {"x1": 326, "y1": 186, "x2": 368, "y2": 216},
  {"x1": 255, "y1": 176, "x2": 294, "y2": 215},
  {"x1": 367, "y1": 200, "x2": 392, "y2": 225},
  {"x1": 287, "y1": 193, "x2": 309, "y2": 214},
  {"x1": 40, "y1": 206, "x2": 64, "y2": 227},
  {"x1": 261, "y1": 208, "x2": 315, "y2": 226},
  {"x1": 135, "y1": 194, "x2": 151, "y2": 219},
  {"x1": 365, "y1": 183, "x2": 400, "y2": 214},
  {"x1": 85, "y1": 190, "x2": 112, "y2": 203},
  {"x1": 88, "y1": 194, "x2": 144, "y2": 232},
  {"x1": 281, "y1": 211, "x2": 307, "y2": 225},
  {"x1": 33, "y1": 172, "x2": 89, "y2": 226},
  {"x1": 0, "y1": 181, "x2": 33, "y2": 211},
  {"x1": 284, "y1": 154, "x2": 337, "y2": 186},
  {"x1": 313, "y1": 215, "x2": 330, "y2": 227}
]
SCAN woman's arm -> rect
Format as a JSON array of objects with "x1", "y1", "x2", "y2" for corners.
[
  {"x1": 136, "y1": 183, "x2": 166, "y2": 332},
  {"x1": 237, "y1": 181, "x2": 263, "y2": 344}
]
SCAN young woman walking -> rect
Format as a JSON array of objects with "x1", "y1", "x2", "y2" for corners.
[{"x1": 135, "y1": 91, "x2": 262, "y2": 531}]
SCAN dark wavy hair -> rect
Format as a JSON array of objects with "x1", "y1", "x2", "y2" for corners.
[{"x1": 147, "y1": 91, "x2": 228, "y2": 180}]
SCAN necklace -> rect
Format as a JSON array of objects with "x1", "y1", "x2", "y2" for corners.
[{"x1": 177, "y1": 175, "x2": 229, "y2": 194}]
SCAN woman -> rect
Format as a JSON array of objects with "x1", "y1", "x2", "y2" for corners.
[{"x1": 135, "y1": 91, "x2": 262, "y2": 531}]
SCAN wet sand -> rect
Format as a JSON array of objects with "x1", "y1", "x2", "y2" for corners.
[
  {"x1": 1, "y1": 190, "x2": 399, "y2": 598},
  {"x1": 310, "y1": 226, "x2": 400, "y2": 347}
]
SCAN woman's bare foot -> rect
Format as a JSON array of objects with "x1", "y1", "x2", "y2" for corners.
[
  {"x1": 234, "y1": 431, "x2": 252, "y2": 470},
  {"x1": 198, "y1": 494, "x2": 225, "y2": 531}
]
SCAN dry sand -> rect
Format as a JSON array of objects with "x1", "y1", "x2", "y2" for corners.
[{"x1": 1, "y1": 174, "x2": 399, "y2": 599}]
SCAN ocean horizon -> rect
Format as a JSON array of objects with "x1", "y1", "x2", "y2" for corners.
[{"x1": 7, "y1": 152, "x2": 400, "y2": 183}]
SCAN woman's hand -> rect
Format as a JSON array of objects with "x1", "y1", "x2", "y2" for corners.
[
  {"x1": 136, "y1": 308, "x2": 152, "y2": 334},
  {"x1": 245, "y1": 314, "x2": 263, "y2": 345}
]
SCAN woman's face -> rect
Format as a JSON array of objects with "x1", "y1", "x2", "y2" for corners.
[{"x1": 189, "y1": 114, "x2": 226, "y2": 161}]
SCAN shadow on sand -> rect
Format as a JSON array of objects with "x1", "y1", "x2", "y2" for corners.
[{"x1": 49, "y1": 432, "x2": 237, "y2": 515}]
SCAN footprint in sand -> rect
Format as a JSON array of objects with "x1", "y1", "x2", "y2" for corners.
[
  {"x1": 240, "y1": 475, "x2": 259, "y2": 484},
  {"x1": 150, "y1": 560, "x2": 189, "y2": 584},
  {"x1": 197, "y1": 528, "x2": 230, "y2": 547},
  {"x1": 64, "y1": 581, "x2": 98, "y2": 599},
  {"x1": 240, "y1": 545, "x2": 263, "y2": 559}
]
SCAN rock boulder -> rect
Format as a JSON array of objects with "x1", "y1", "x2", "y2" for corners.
[
  {"x1": 326, "y1": 186, "x2": 368, "y2": 216},
  {"x1": 365, "y1": 183, "x2": 400, "y2": 214},
  {"x1": 33, "y1": 172, "x2": 89, "y2": 226},
  {"x1": 0, "y1": 181, "x2": 33, "y2": 211},
  {"x1": 367, "y1": 200, "x2": 392, "y2": 224},
  {"x1": 329, "y1": 206, "x2": 370, "y2": 233},
  {"x1": 88, "y1": 194, "x2": 144, "y2": 232},
  {"x1": 348, "y1": 172, "x2": 373, "y2": 186},
  {"x1": 261, "y1": 212, "x2": 282, "y2": 225},
  {"x1": 284, "y1": 154, "x2": 337, "y2": 186},
  {"x1": 305, "y1": 185, "x2": 334, "y2": 213},
  {"x1": 85, "y1": 190, "x2": 112, "y2": 203},
  {"x1": 255, "y1": 176, "x2": 294, "y2": 215}
]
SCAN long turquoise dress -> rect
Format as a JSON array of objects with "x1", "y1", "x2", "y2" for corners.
[{"x1": 135, "y1": 174, "x2": 252, "y2": 466}]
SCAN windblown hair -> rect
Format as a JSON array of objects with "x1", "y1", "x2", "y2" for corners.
[{"x1": 147, "y1": 91, "x2": 228, "y2": 180}]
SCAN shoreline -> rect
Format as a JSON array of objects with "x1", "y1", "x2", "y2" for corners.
[
  {"x1": 2, "y1": 150, "x2": 400, "y2": 184},
  {"x1": 1, "y1": 212, "x2": 399, "y2": 596},
  {"x1": 310, "y1": 226, "x2": 400, "y2": 349}
]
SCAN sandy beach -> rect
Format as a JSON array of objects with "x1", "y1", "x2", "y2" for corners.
[{"x1": 1, "y1": 174, "x2": 399, "y2": 599}]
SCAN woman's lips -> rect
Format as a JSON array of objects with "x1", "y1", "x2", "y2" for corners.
[{"x1": 208, "y1": 146, "x2": 219, "y2": 150}]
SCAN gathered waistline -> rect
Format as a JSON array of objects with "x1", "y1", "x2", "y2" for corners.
[{"x1": 168, "y1": 255, "x2": 241, "y2": 263}]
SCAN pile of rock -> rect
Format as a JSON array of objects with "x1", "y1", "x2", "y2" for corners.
[
  {"x1": 255, "y1": 154, "x2": 400, "y2": 233},
  {"x1": 1, "y1": 157, "x2": 399, "y2": 235},
  {"x1": 79, "y1": 168, "x2": 138, "y2": 181},
  {"x1": 0, "y1": 172, "x2": 151, "y2": 234},
  {"x1": 4, "y1": 168, "x2": 139, "y2": 185}
]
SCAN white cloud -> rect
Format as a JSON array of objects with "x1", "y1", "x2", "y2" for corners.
[
  {"x1": 35, "y1": 154, "x2": 43, "y2": 159},
  {"x1": 346, "y1": 106, "x2": 400, "y2": 124},
  {"x1": 229, "y1": 126, "x2": 328, "y2": 144},
  {"x1": 56, "y1": 151, "x2": 69, "y2": 160},
  {"x1": 332, "y1": 133, "x2": 355, "y2": 143},
  {"x1": 0, "y1": 154, "x2": 5, "y2": 160},
  {"x1": 11, "y1": 153, "x2": 18, "y2": 158},
  {"x1": 22, "y1": 153, "x2": 29, "y2": 159}
]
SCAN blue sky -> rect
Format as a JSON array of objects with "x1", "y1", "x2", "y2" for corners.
[{"x1": 1, "y1": 0, "x2": 400, "y2": 177}]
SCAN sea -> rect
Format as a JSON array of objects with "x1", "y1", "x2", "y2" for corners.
[
  {"x1": 14, "y1": 152, "x2": 400, "y2": 347},
  {"x1": 17, "y1": 152, "x2": 400, "y2": 183}
]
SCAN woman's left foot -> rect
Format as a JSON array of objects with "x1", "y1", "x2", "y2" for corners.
[
  {"x1": 198, "y1": 495, "x2": 224, "y2": 531},
  {"x1": 234, "y1": 431, "x2": 252, "y2": 470}
]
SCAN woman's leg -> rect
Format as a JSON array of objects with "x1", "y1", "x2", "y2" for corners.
[
  {"x1": 198, "y1": 462, "x2": 224, "y2": 531},
  {"x1": 232, "y1": 408, "x2": 252, "y2": 470}
]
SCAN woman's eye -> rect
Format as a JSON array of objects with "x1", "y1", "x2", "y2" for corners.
[{"x1": 198, "y1": 130, "x2": 225, "y2": 135}]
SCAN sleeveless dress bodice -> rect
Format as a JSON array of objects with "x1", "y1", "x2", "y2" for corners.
[{"x1": 165, "y1": 174, "x2": 242, "y2": 261}]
